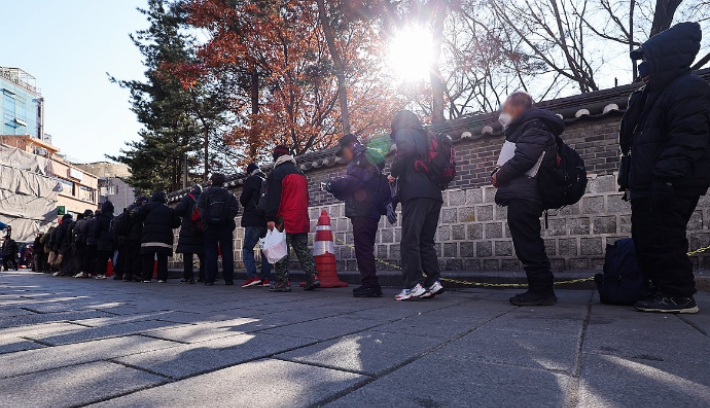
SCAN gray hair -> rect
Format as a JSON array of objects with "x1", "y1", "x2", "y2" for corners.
[{"x1": 507, "y1": 92, "x2": 534, "y2": 109}]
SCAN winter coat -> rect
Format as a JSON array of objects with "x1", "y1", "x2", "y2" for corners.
[
  {"x1": 240, "y1": 170, "x2": 267, "y2": 228},
  {"x1": 619, "y1": 22, "x2": 710, "y2": 199},
  {"x1": 33, "y1": 235, "x2": 44, "y2": 255},
  {"x1": 390, "y1": 112, "x2": 443, "y2": 204},
  {"x1": 54, "y1": 214, "x2": 74, "y2": 255},
  {"x1": 495, "y1": 108, "x2": 563, "y2": 205},
  {"x1": 72, "y1": 218, "x2": 88, "y2": 247},
  {"x1": 328, "y1": 145, "x2": 385, "y2": 219},
  {"x1": 85, "y1": 217, "x2": 99, "y2": 246},
  {"x1": 124, "y1": 203, "x2": 144, "y2": 241},
  {"x1": 174, "y1": 189, "x2": 204, "y2": 254},
  {"x1": 41, "y1": 227, "x2": 55, "y2": 254},
  {"x1": 197, "y1": 186, "x2": 239, "y2": 231},
  {"x1": 264, "y1": 155, "x2": 311, "y2": 234},
  {"x1": 2, "y1": 238, "x2": 18, "y2": 259},
  {"x1": 94, "y1": 202, "x2": 115, "y2": 252},
  {"x1": 132, "y1": 192, "x2": 181, "y2": 256}
]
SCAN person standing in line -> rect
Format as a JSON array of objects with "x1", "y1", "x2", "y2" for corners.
[
  {"x1": 198, "y1": 174, "x2": 240, "y2": 286},
  {"x1": 84, "y1": 210, "x2": 100, "y2": 278},
  {"x1": 94, "y1": 202, "x2": 115, "y2": 280},
  {"x1": 33, "y1": 232, "x2": 44, "y2": 272},
  {"x1": 2, "y1": 229, "x2": 19, "y2": 272},
  {"x1": 132, "y1": 192, "x2": 181, "y2": 283},
  {"x1": 619, "y1": 22, "x2": 710, "y2": 314},
  {"x1": 40, "y1": 226, "x2": 54, "y2": 273},
  {"x1": 71, "y1": 211, "x2": 91, "y2": 278},
  {"x1": 492, "y1": 92, "x2": 562, "y2": 306},
  {"x1": 324, "y1": 134, "x2": 386, "y2": 297},
  {"x1": 239, "y1": 163, "x2": 271, "y2": 288},
  {"x1": 52, "y1": 214, "x2": 73, "y2": 276},
  {"x1": 175, "y1": 185, "x2": 206, "y2": 284},
  {"x1": 264, "y1": 145, "x2": 320, "y2": 292},
  {"x1": 124, "y1": 197, "x2": 148, "y2": 282},
  {"x1": 388, "y1": 110, "x2": 445, "y2": 301}
]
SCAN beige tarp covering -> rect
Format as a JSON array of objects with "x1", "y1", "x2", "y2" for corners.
[{"x1": 0, "y1": 144, "x2": 58, "y2": 242}]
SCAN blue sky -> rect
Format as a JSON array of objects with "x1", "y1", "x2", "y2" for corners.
[{"x1": 1, "y1": 0, "x2": 147, "y2": 163}]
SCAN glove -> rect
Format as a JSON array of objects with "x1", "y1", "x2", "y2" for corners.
[
  {"x1": 651, "y1": 180, "x2": 674, "y2": 212},
  {"x1": 386, "y1": 202, "x2": 397, "y2": 225}
]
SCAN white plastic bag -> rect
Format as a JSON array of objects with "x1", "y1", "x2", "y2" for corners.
[{"x1": 262, "y1": 229, "x2": 288, "y2": 264}]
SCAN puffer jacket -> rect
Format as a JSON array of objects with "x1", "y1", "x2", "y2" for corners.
[
  {"x1": 494, "y1": 108, "x2": 563, "y2": 205},
  {"x1": 619, "y1": 22, "x2": 710, "y2": 198},
  {"x1": 85, "y1": 215, "x2": 100, "y2": 246},
  {"x1": 240, "y1": 171, "x2": 267, "y2": 228},
  {"x1": 54, "y1": 214, "x2": 74, "y2": 255},
  {"x1": 41, "y1": 226, "x2": 55, "y2": 254},
  {"x1": 124, "y1": 202, "x2": 144, "y2": 241},
  {"x1": 95, "y1": 202, "x2": 115, "y2": 252},
  {"x1": 175, "y1": 186, "x2": 204, "y2": 254},
  {"x1": 328, "y1": 145, "x2": 386, "y2": 219},
  {"x1": 390, "y1": 111, "x2": 443, "y2": 204},
  {"x1": 132, "y1": 192, "x2": 181, "y2": 255},
  {"x1": 264, "y1": 155, "x2": 310, "y2": 234}
]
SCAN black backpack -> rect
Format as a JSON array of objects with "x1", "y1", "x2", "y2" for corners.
[
  {"x1": 595, "y1": 238, "x2": 648, "y2": 305},
  {"x1": 537, "y1": 136, "x2": 587, "y2": 210},
  {"x1": 205, "y1": 188, "x2": 231, "y2": 225},
  {"x1": 110, "y1": 211, "x2": 130, "y2": 237},
  {"x1": 255, "y1": 176, "x2": 268, "y2": 216},
  {"x1": 414, "y1": 131, "x2": 457, "y2": 190}
]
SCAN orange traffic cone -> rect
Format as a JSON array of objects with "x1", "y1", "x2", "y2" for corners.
[
  {"x1": 106, "y1": 259, "x2": 114, "y2": 277},
  {"x1": 301, "y1": 210, "x2": 348, "y2": 288}
]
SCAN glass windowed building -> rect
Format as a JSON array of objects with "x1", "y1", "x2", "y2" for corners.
[{"x1": 1, "y1": 67, "x2": 43, "y2": 139}]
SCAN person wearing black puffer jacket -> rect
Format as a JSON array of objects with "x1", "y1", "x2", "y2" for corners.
[
  {"x1": 123, "y1": 196, "x2": 147, "y2": 282},
  {"x1": 84, "y1": 210, "x2": 100, "y2": 277},
  {"x1": 52, "y1": 214, "x2": 73, "y2": 276},
  {"x1": 94, "y1": 201, "x2": 115, "y2": 280},
  {"x1": 389, "y1": 110, "x2": 445, "y2": 301},
  {"x1": 175, "y1": 185, "x2": 205, "y2": 284},
  {"x1": 239, "y1": 164, "x2": 271, "y2": 288},
  {"x1": 132, "y1": 192, "x2": 181, "y2": 283},
  {"x1": 493, "y1": 92, "x2": 562, "y2": 307},
  {"x1": 619, "y1": 22, "x2": 710, "y2": 314}
]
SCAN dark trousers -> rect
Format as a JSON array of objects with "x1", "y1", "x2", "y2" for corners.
[
  {"x1": 142, "y1": 253, "x2": 168, "y2": 281},
  {"x1": 41, "y1": 252, "x2": 49, "y2": 272},
  {"x1": 351, "y1": 216, "x2": 380, "y2": 288},
  {"x1": 84, "y1": 245, "x2": 97, "y2": 275},
  {"x1": 124, "y1": 239, "x2": 141, "y2": 280},
  {"x1": 205, "y1": 226, "x2": 234, "y2": 283},
  {"x1": 400, "y1": 198, "x2": 442, "y2": 289},
  {"x1": 114, "y1": 244, "x2": 126, "y2": 279},
  {"x1": 61, "y1": 250, "x2": 74, "y2": 275},
  {"x1": 243, "y1": 226, "x2": 271, "y2": 280},
  {"x1": 96, "y1": 250, "x2": 113, "y2": 276},
  {"x1": 631, "y1": 196, "x2": 699, "y2": 297},
  {"x1": 182, "y1": 253, "x2": 205, "y2": 281},
  {"x1": 73, "y1": 244, "x2": 85, "y2": 274},
  {"x1": 2, "y1": 255, "x2": 17, "y2": 271},
  {"x1": 507, "y1": 199, "x2": 553, "y2": 291}
]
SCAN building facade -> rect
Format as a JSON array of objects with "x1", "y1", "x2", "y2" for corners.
[
  {"x1": 1, "y1": 67, "x2": 43, "y2": 140},
  {"x1": 75, "y1": 162, "x2": 135, "y2": 214}
]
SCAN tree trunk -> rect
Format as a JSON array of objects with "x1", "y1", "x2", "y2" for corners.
[
  {"x1": 203, "y1": 128, "x2": 209, "y2": 182},
  {"x1": 316, "y1": 0, "x2": 351, "y2": 135},
  {"x1": 630, "y1": 0, "x2": 637, "y2": 80},
  {"x1": 430, "y1": 1, "x2": 447, "y2": 124},
  {"x1": 650, "y1": 0, "x2": 683, "y2": 36},
  {"x1": 250, "y1": 70, "x2": 259, "y2": 160}
]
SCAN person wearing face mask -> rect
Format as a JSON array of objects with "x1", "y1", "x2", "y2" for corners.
[
  {"x1": 492, "y1": 92, "x2": 564, "y2": 306},
  {"x1": 619, "y1": 22, "x2": 710, "y2": 314}
]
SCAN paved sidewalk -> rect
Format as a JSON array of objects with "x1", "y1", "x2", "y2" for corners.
[{"x1": 1, "y1": 272, "x2": 710, "y2": 407}]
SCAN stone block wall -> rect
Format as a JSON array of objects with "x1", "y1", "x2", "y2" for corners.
[{"x1": 169, "y1": 114, "x2": 710, "y2": 272}]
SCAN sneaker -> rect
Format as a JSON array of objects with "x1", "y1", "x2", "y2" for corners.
[
  {"x1": 204, "y1": 281, "x2": 214, "y2": 286},
  {"x1": 112, "y1": 275, "x2": 123, "y2": 281},
  {"x1": 509, "y1": 289, "x2": 557, "y2": 306},
  {"x1": 395, "y1": 283, "x2": 427, "y2": 301},
  {"x1": 420, "y1": 280, "x2": 445, "y2": 299},
  {"x1": 269, "y1": 280, "x2": 292, "y2": 292},
  {"x1": 52, "y1": 271, "x2": 62, "y2": 277},
  {"x1": 157, "y1": 280, "x2": 166, "y2": 283},
  {"x1": 303, "y1": 280, "x2": 321, "y2": 291},
  {"x1": 241, "y1": 278, "x2": 262, "y2": 288},
  {"x1": 123, "y1": 277, "x2": 133, "y2": 282},
  {"x1": 95, "y1": 274, "x2": 107, "y2": 280},
  {"x1": 142, "y1": 280, "x2": 152, "y2": 283},
  {"x1": 225, "y1": 281, "x2": 234, "y2": 286},
  {"x1": 261, "y1": 278, "x2": 271, "y2": 287},
  {"x1": 74, "y1": 272, "x2": 87, "y2": 279},
  {"x1": 635, "y1": 294, "x2": 699, "y2": 314},
  {"x1": 353, "y1": 285, "x2": 383, "y2": 298},
  {"x1": 179, "y1": 279, "x2": 195, "y2": 285}
]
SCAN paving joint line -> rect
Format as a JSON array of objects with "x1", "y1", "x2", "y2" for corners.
[
  {"x1": 678, "y1": 315, "x2": 709, "y2": 338},
  {"x1": 563, "y1": 290, "x2": 594, "y2": 408}
]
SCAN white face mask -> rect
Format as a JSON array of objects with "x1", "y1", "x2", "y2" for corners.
[{"x1": 498, "y1": 112, "x2": 513, "y2": 128}]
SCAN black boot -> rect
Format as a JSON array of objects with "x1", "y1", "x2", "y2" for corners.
[
  {"x1": 353, "y1": 285, "x2": 383, "y2": 298},
  {"x1": 509, "y1": 289, "x2": 557, "y2": 306}
]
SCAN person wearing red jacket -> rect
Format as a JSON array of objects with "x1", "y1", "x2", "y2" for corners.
[{"x1": 264, "y1": 145, "x2": 320, "y2": 292}]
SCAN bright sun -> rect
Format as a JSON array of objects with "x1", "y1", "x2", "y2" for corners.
[{"x1": 387, "y1": 27, "x2": 434, "y2": 82}]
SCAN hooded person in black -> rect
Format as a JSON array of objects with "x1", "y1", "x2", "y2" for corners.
[
  {"x1": 493, "y1": 92, "x2": 563, "y2": 306},
  {"x1": 619, "y1": 22, "x2": 710, "y2": 314},
  {"x1": 94, "y1": 201, "x2": 115, "y2": 280},
  {"x1": 175, "y1": 185, "x2": 205, "y2": 284},
  {"x1": 52, "y1": 214, "x2": 74, "y2": 276},
  {"x1": 389, "y1": 110, "x2": 445, "y2": 301},
  {"x1": 239, "y1": 164, "x2": 271, "y2": 288},
  {"x1": 124, "y1": 196, "x2": 148, "y2": 282},
  {"x1": 132, "y1": 192, "x2": 181, "y2": 282}
]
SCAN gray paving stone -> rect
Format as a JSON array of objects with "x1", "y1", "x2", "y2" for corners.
[
  {"x1": 0, "y1": 339, "x2": 45, "y2": 354},
  {"x1": 0, "y1": 361, "x2": 166, "y2": 408},
  {"x1": 144, "y1": 318, "x2": 260, "y2": 343},
  {"x1": 277, "y1": 330, "x2": 442, "y2": 375},
  {"x1": 25, "y1": 319, "x2": 181, "y2": 346},
  {"x1": 0, "y1": 310, "x2": 114, "y2": 329},
  {"x1": 115, "y1": 332, "x2": 314, "y2": 379},
  {"x1": 325, "y1": 355, "x2": 571, "y2": 408},
  {"x1": 0, "y1": 307, "x2": 37, "y2": 318},
  {"x1": 578, "y1": 353, "x2": 710, "y2": 407},
  {"x1": 0, "y1": 335, "x2": 179, "y2": 379},
  {"x1": 377, "y1": 314, "x2": 490, "y2": 339},
  {"x1": 70, "y1": 311, "x2": 187, "y2": 327},
  {"x1": 91, "y1": 359, "x2": 365, "y2": 408},
  {"x1": 260, "y1": 316, "x2": 383, "y2": 340}
]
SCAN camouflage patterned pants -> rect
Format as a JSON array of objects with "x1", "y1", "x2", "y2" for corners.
[{"x1": 275, "y1": 233, "x2": 317, "y2": 282}]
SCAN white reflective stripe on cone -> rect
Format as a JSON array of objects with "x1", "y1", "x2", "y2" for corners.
[
  {"x1": 316, "y1": 225, "x2": 331, "y2": 231},
  {"x1": 313, "y1": 240, "x2": 335, "y2": 256}
]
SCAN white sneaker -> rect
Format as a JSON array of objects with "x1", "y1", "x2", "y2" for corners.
[
  {"x1": 419, "y1": 280, "x2": 445, "y2": 299},
  {"x1": 95, "y1": 274, "x2": 106, "y2": 280},
  {"x1": 157, "y1": 280, "x2": 166, "y2": 283},
  {"x1": 395, "y1": 283, "x2": 427, "y2": 301},
  {"x1": 74, "y1": 272, "x2": 87, "y2": 279},
  {"x1": 52, "y1": 271, "x2": 61, "y2": 277}
]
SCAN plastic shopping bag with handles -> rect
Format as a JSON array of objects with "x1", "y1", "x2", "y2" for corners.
[{"x1": 261, "y1": 228, "x2": 288, "y2": 264}]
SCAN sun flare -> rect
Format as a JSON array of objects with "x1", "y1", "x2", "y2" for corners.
[{"x1": 387, "y1": 27, "x2": 434, "y2": 82}]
